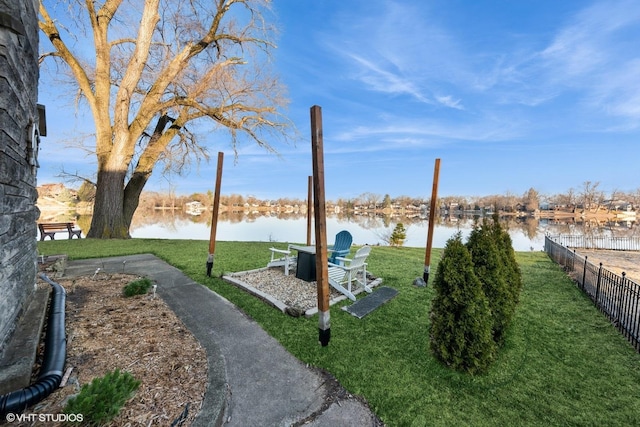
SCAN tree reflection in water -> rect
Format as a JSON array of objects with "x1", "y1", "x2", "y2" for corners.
[{"x1": 78, "y1": 208, "x2": 638, "y2": 252}]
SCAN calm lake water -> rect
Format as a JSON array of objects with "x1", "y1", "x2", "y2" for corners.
[
  {"x1": 126, "y1": 212, "x2": 638, "y2": 252},
  {"x1": 40, "y1": 208, "x2": 637, "y2": 252}
]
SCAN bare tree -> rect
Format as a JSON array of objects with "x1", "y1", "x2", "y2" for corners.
[
  {"x1": 522, "y1": 187, "x2": 540, "y2": 212},
  {"x1": 359, "y1": 192, "x2": 381, "y2": 210},
  {"x1": 39, "y1": 0, "x2": 292, "y2": 238},
  {"x1": 630, "y1": 188, "x2": 640, "y2": 211},
  {"x1": 578, "y1": 181, "x2": 602, "y2": 211},
  {"x1": 607, "y1": 188, "x2": 620, "y2": 212},
  {"x1": 502, "y1": 191, "x2": 517, "y2": 212},
  {"x1": 552, "y1": 187, "x2": 576, "y2": 211},
  {"x1": 392, "y1": 195, "x2": 412, "y2": 209}
]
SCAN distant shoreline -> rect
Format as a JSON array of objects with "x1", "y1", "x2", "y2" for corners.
[
  {"x1": 35, "y1": 183, "x2": 638, "y2": 224},
  {"x1": 533, "y1": 209, "x2": 637, "y2": 220}
]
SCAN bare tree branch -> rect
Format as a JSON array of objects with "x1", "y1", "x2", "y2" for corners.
[{"x1": 40, "y1": 0, "x2": 293, "y2": 238}]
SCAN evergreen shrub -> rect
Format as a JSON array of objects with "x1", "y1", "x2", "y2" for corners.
[
  {"x1": 123, "y1": 277, "x2": 153, "y2": 297},
  {"x1": 429, "y1": 233, "x2": 496, "y2": 374},
  {"x1": 64, "y1": 369, "x2": 140, "y2": 425},
  {"x1": 489, "y1": 214, "x2": 523, "y2": 319},
  {"x1": 467, "y1": 220, "x2": 512, "y2": 345},
  {"x1": 430, "y1": 215, "x2": 525, "y2": 375},
  {"x1": 390, "y1": 223, "x2": 407, "y2": 247}
]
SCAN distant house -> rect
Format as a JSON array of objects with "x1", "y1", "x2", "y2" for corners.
[
  {"x1": 603, "y1": 200, "x2": 634, "y2": 211},
  {"x1": 185, "y1": 201, "x2": 205, "y2": 215},
  {"x1": 37, "y1": 183, "x2": 64, "y2": 197},
  {"x1": 0, "y1": 1, "x2": 42, "y2": 355}
]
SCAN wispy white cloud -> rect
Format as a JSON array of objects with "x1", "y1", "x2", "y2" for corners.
[
  {"x1": 341, "y1": 53, "x2": 431, "y2": 103},
  {"x1": 330, "y1": 115, "x2": 525, "y2": 150},
  {"x1": 319, "y1": 1, "x2": 469, "y2": 110},
  {"x1": 435, "y1": 95, "x2": 464, "y2": 110},
  {"x1": 534, "y1": 0, "x2": 640, "y2": 127},
  {"x1": 541, "y1": 0, "x2": 640, "y2": 74}
]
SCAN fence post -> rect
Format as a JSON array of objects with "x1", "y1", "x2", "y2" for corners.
[
  {"x1": 614, "y1": 272, "x2": 624, "y2": 325},
  {"x1": 620, "y1": 272, "x2": 630, "y2": 336},
  {"x1": 632, "y1": 281, "x2": 640, "y2": 348},
  {"x1": 581, "y1": 256, "x2": 588, "y2": 291},
  {"x1": 595, "y1": 263, "x2": 603, "y2": 306},
  {"x1": 569, "y1": 248, "x2": 575, "y2": 272},
  {"x1": 544, "y1": 235, "x2": 549, "y2": 253}
]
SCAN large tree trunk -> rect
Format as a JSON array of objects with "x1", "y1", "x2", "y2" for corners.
[
  {"x1": 87, "y1": 169, "x2": 152, "y2": 239},
  {"x1": 87, "y1": 169, "x2": 131, "y2": 239},
  {"x1": 87, "y1": 115, "x2": 172, "y2": 238},
  {"x1": 122, "y1": 172, "x2": 151, "y2": 229}
]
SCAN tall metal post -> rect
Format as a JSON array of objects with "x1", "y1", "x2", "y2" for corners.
[
  {"x1": 424, "y1": 158, "x2": 441, "y2": 283},
  {"x1": 311, "y1": 105, "x2": 330, "y2": 346},
  {"x1": 206, "y1": 152, "x2": 224, "y2": 277}
]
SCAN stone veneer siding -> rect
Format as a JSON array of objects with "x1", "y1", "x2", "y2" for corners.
[{"x1": 0, "y1": 0, "x2": 40, "y2": 351}]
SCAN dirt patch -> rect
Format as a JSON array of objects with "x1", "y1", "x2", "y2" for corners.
[
  {"x1": 25, "y1": 262, "x2": 207, "y2": 426},
  {"x1": 573, "y1": 249, "x2": 640, "y2": 284}
]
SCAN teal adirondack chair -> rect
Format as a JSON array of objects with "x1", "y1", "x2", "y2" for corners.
[{"x1": 328, "y1": 230, "x2": 353, "y2": 264}]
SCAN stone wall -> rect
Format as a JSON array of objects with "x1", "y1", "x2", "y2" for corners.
[{"x1": 0, "y1": 0, "x2": 40, "y2": 350}]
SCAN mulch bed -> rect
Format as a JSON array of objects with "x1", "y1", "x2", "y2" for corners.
[{"x1": 20, "y1": 257, "x2": 208, "y2": 426}]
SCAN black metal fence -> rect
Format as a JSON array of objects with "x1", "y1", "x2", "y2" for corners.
[
  {"x1": 548, "y1": 234, "x2": 640, "y2": 251},
  {"x1": 544, "y1": 235, "x2": 640, "y2": 352}
]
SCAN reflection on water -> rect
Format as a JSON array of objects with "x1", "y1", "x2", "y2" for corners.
[
  {"x1": 42, "y1": 206, "x2": 638, "y2": 252},
  {"x1": 130, "y1": 215, "x2": 476, "y2": 248},
  {"x1": 120, "y1": 208, "x2": 640, "y2": 252}
]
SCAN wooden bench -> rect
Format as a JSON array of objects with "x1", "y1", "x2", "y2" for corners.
[{"x1": 38, "y1": 222, "x2": 82, "y2": 241}]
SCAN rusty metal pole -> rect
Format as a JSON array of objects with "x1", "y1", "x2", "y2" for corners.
[
  {"x1": 424, "y1": 158, "x2": 441, "y2": 283},
  {"x1": 206, "y1": 152, "x2": 224, "y2": 277},
  {"x1": 307, "y1": 175, "x2": 313, "y2": 246},
  {"x1": 311, "y1": 105, "x2": 330, "y2": 346}
]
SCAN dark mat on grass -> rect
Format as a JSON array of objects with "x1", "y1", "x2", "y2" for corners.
[{"x1": 343, "y1": 286, "x2": 398, "y2": 319}]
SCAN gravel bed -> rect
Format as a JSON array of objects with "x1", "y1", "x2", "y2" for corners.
[{"x1": 224, "y1": 266, "x2": 381, "y2": 316}]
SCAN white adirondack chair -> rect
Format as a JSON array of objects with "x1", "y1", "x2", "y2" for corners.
[
  {"x1": 267, "y1": 245, "x2": 296, "y2": 275},
  {"x1": 327, "y1": 245, "x2": 372, "y2": 301}
]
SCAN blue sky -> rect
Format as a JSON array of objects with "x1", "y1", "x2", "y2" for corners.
[{"x1": 37, "y1": 0, "x2": 640, "y2": 201}]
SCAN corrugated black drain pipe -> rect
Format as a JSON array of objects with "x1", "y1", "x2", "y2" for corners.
[{"x1": 0, "y1": 274, "x2": 66, "y2": 417}]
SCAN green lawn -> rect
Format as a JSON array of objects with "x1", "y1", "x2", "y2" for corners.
[{"x1": 38, "y1": 239, "x2": 640, "y2": 426}]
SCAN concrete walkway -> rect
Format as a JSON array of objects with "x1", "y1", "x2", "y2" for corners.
[{"x1": 63, "y1": 254, "x2": 381, "y2": 427}]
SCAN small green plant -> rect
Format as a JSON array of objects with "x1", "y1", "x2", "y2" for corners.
[
  {"x1": 64, "y1": 369, "x2": 140, "y2": 425},
  {"x1": 389, "y1": 222, "x2": 407, "y2": 247},
  {"x1": 122, "y1": 277, "x2": 153, "y2": 297}
]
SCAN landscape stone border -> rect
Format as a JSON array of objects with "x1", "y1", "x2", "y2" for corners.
[{"x1": 223, "y1": 267, "x2": 383, "y2": 318}]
